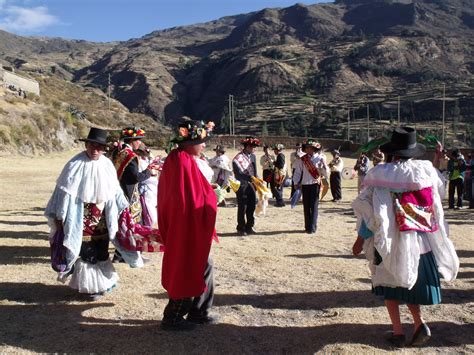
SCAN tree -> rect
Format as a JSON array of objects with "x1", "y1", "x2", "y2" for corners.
[{"x1": 277, "y1": 121, "x2": 288, "y2": 136}]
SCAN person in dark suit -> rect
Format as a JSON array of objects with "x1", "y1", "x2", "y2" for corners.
[
  {"x1": 233, "y1": 137, "x2": 260, "y2": 236},
  {"x1": 271, "y1": 144, "x2": 286, "y2": 207}
]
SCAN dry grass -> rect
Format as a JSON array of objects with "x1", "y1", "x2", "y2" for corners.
[{"x1": 0, "y1": 150, "x2": 472, "y2": 354}]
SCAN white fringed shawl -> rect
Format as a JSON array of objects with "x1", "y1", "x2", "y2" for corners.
[
  {"x1": 352, "y1": 159, "x2": 459, "y2": 289},
  {"x1": 56, "y1": 152, "x2": 120, "y2": 204}
]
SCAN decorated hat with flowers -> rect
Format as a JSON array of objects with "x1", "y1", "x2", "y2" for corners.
[
  {"x1": 241, "y1": 136, "x2": 260, "y2": 147},
  {"x1": 302, "y1": 138, "x2": 321, "y2": 150},
  {"x1": 121, "y1": 126, "x2": 145, "y2": 140},
  {"x1": 171, "y1": 120, "x2": 215, "y2": 145}
]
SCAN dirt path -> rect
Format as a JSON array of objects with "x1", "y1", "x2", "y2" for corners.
[{"x1": 0, "y1": 149, "x2": 472, "y2": 354}]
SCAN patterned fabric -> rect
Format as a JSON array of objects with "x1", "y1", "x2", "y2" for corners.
[
  {"x1": 393, "y1": 186, "x2": 438, "y2": 233},
  {"x1": 113, "y1": 147, "x2": 137, "y2": 180},
  {"x1": 83, "y1": 202, "x2": 107, "y2": 237},
  {"x1": 301, "y1": 154, "x2": 320, "y2": 180},
  {"x1": 234, "y1": 152, "x2": 255, "y2": 176},
  {"x1": 129, "y1": 186, "x2": 142, "y2": 223},
  {"x1": 116, "y1": 208, "x2": 163, "y2": 252}
]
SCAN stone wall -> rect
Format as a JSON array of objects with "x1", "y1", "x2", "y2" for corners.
[
  {"x1": 210, "y1": 135, "x2": 361, "y2": 155},
  {"x1": 0, "y1": 68, "x2": 40, "y2": 96}
]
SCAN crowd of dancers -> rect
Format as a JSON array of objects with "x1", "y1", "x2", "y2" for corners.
[{"x1": 45, "y1": 121, "x2": 461, "y2": 347}]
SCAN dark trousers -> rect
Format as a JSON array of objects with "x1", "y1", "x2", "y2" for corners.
[
  {"x1": 236, "y1": 183, "x2": 256, "y2": 232},
  {"x1": 302, "y1": 184, "x2": 320, "y2": 233},
  {"x1": 270, "y1": 180, "x2": 284, "y2": 205},
  {"x1": 262, "y1": 169, "x2": 272, "y2": 188},
  {"x1": 448, "y1": 178, "x2": 464, "y2": 208},
  {"x1": 163, "y1": 257, "x2": 214, "y2": 324},
  {"x1": 330, "y1": 171, "x2": 342, "y2": 201}
]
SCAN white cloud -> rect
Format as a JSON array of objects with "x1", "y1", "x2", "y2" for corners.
[{"x1": 0, "y1": 2, "x2": 59, "y2": 33}]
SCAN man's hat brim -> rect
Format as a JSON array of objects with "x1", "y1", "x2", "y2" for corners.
[
  {"x1": 79, "y1": 138, "x2": 107, "y2": 145},
  {"x1": 380, "y1": 141, "x2": 426, "y2": 158},
  {"x1": 174, "y1": 135, "x2": 212, "y2": 146}
]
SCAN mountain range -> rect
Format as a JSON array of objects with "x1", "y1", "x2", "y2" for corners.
[{"x1": 1, "y1": 0, "x2": 474, "y2": 147}]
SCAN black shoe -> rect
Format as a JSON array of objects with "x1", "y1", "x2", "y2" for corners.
[
  {"x1": 112, "y1": 251, "x2": 126, "y2": 263},
  {"x1": 236, "y1": 227, "x2": 247, "y2": 236},
  {"x1": 187, "y1": 314, "x2": 219, "y2": 325},
  {"x1": 161, "y1": 319, "x2": 196, "y2": 331},
  {"x1": 387, "y1": 333, "x2": 406, "y2": 348},
  {"x1": 245, "y1": 228, "x2": 257, "y2": 235},
  {"x1": 88, "y1": 292, "x2": 104, "y2": 301},
  {"x1": 410, "y1": 323, "x2": 431, "y2": 346},
  {"x1": 275, "y1": 203, "x2": 286, "y2": 207}
]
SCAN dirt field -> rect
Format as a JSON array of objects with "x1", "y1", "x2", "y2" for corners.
[{"x1": 0, "y1": 148, "x2": 473, "y2": 354}]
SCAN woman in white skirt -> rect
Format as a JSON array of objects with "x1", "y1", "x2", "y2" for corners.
[{"x1": 45, "y1": 128, "x2": 129, "y2": 300}]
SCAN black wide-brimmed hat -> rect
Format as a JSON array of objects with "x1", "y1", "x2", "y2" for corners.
[
  {"x1": 171, "y1": 120, "x2": 215, "y2": 146},
  {"x1": 380, "y1": 126, "x2": 426, "y2": 158},
  {"x1": 79, "y1": 127, "x2": 108, "y2": 146}
]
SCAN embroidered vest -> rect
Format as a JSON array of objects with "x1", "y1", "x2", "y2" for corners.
[{"x1": 113, "y1": 147, "x2": 138, "y2": 180}]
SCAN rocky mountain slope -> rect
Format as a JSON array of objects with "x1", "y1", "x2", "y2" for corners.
[
  {"x1": 73, "y1": 0, "x2": 474, "y2": 144},
  {"x1": 0, "y1": 31, "x2": 168, "y2": 153}
]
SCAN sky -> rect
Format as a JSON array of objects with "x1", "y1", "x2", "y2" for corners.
[{"x1": 0, "y1": 0, "x2": 328, "y2": 42}]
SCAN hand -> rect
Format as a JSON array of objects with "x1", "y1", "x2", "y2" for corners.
[
  {"x1": 147, "y1": 163, "x2": 159, "y2": 171},
  {"x1": 352, "y1": 236, "x2": 364, "y2": 256},
  {"x1": 295, "y1": 183, "x2": 301, "y2": 190}
]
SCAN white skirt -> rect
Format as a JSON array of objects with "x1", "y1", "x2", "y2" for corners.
[{"x1": 69, "y1": 259, "x2": 119, "y2": 294}]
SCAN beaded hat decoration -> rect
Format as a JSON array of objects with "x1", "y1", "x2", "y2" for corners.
[
  {"x1": 121, "y1": 127, "x2": 145, "y2": 140},
  {"x1": 303, "y1": 138, "x2": 321, "y2": 150},
  {"x1": 171, "y1": 120, "x2": 215, "y2": 145},
  {"x1": 241, "y1": 137, "x2": 261, "y2": 147}
]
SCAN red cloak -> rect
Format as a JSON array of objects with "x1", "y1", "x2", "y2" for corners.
[{"x1": 158, "y1": 149, "x2": 217, "y2": 299}]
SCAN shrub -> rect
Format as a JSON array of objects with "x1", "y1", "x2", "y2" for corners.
[{"x1": 0, "y1": 124, "x2": 12, "y2": 145}]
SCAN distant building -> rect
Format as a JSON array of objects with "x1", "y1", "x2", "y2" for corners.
[{"x1": 0, "y1": 66, "x2": 40, "y2": 96}]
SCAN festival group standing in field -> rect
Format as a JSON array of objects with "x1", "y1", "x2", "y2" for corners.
[{"x1": 45, "y1": 119, "x2": 472, "y2": 347}]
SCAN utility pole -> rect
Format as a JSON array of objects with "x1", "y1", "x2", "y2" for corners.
[
  {"x1": 347, "y1": 107, "x2": 351, "y2": 141},
  {"x1": 442, "y1": 83, "x2": 446, "y2": 146},
  {"x1": 107, "y1": 73, "x2": 111, "y2": 112},
  {"x1": 228, "y1": 94, "x2": 236, "y2": 135},
  {"x1": 232, "y1": 97, "x2": 236, "y2": 135},
  {"x1": 397, "y1": 95, "x2": 400, "y2": 125},
  {"x1": 228, "y1": 94, "x2": 233, "y2": 136},
  {"x1": 367, "y1": 104, "x2": 370, "y2": 142}
]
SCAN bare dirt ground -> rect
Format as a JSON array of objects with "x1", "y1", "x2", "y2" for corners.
[{"x1": 0, "y1": 148, "x2": 473, "y2": 354}]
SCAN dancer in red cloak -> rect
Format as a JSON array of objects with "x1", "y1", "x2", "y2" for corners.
[{"x1": 158, "y1": 119, "x2": 218, "y2": 331}]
